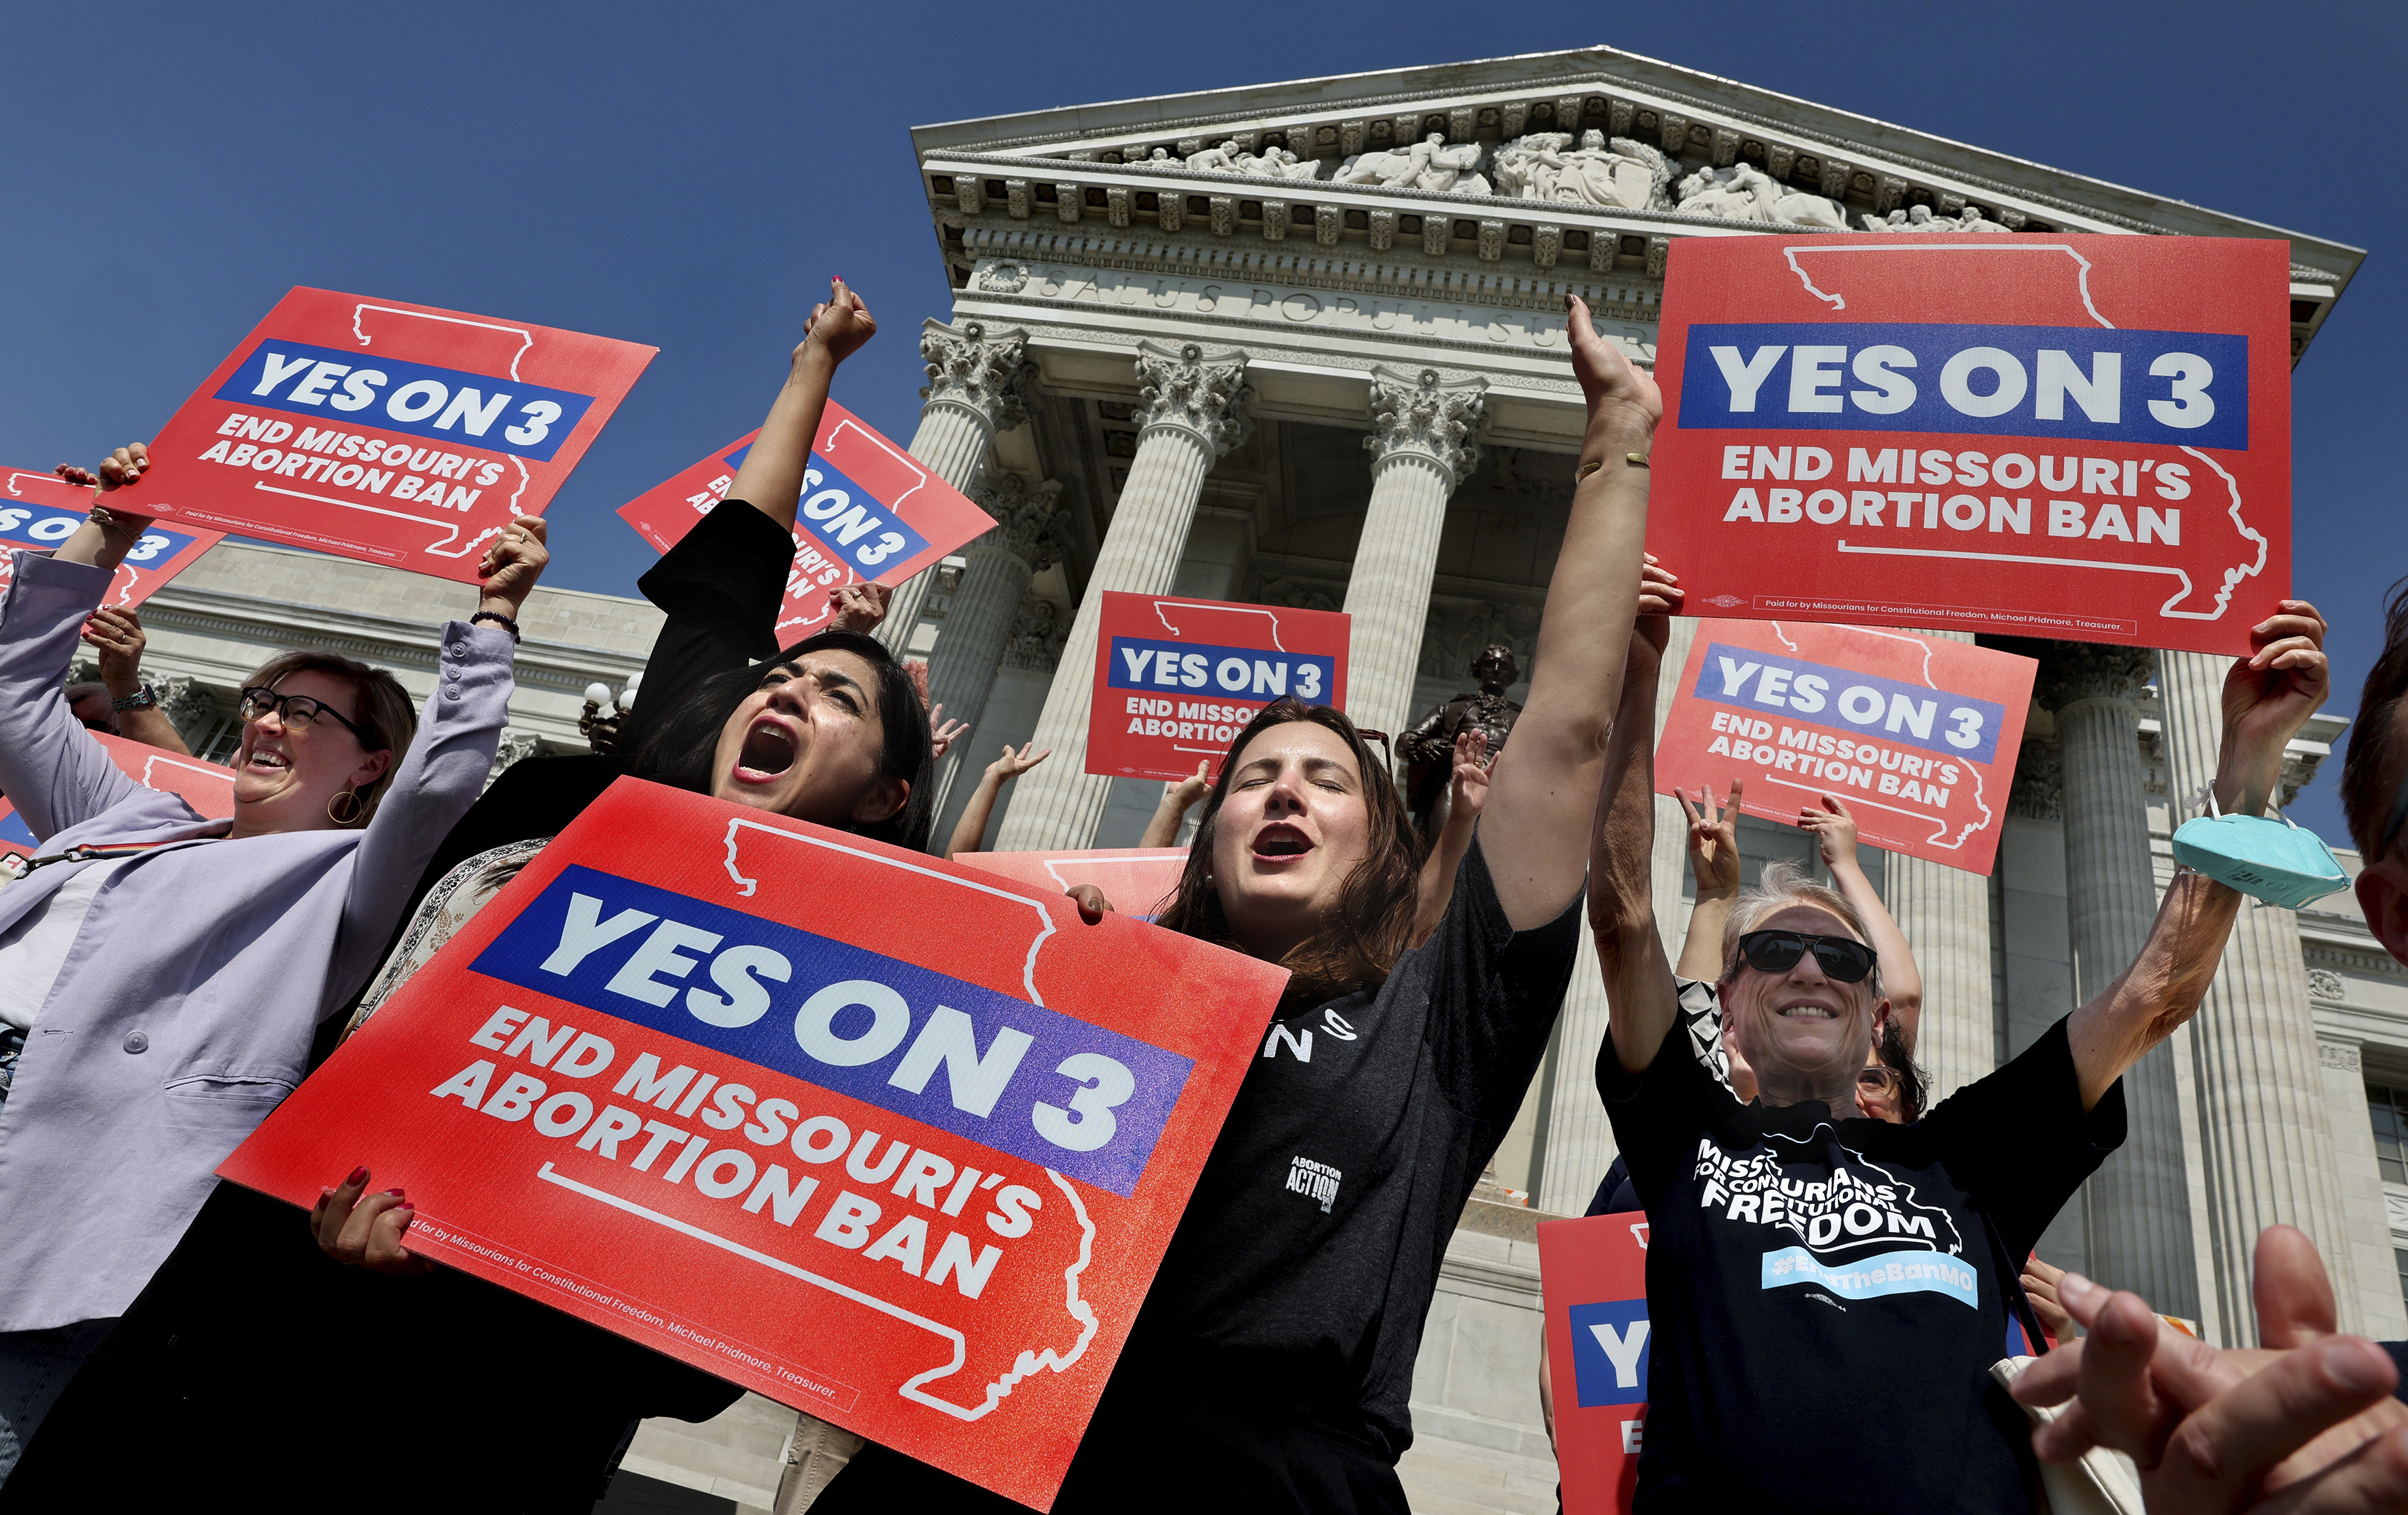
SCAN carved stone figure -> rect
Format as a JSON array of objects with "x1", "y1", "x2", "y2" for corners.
[
  {"x1": 1238, "y1": 144, "x2": 1322, "y2": 181},
  {"x1": 1183, "y1": 140, "x2": 1245, "y2": 174},
  {"x1": 1397, "y1": 644, "x2": 1523, "y2": 835},
  {"x1": 1674, "y1": 162, "x2": 1848, "y2": 229},
  {"x1": 1493, "y1": 130, "x2": 1670, "y2": 211},
  {"x1": 1334, "y1": 133, "x2": 1492, "y2": 197},
  {"x1": 1860, "y1": 203, "x2": 2007, "y2": 233}
]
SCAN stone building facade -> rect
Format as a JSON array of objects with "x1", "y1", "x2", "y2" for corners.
[{"x1": 102, "y1": 45, "x2": 2395, "y2": 1515}]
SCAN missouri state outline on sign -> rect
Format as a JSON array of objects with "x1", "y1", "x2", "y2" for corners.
[{"x1": 1647, "y1": 234, "x2": 2290, "y2": 657}]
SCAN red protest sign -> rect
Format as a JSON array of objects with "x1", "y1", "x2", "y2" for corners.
[
  {"x1": 617, "y1": 406, "x2": 997, "y2": 643},
  {"x1": 1655, "y1": 619, "x2": 2037, "y2": 876},
  {"x1": 1088, "y1": 592, "x2": 1348, "y2": 782},
  {"x1": 1649, "y1": 235, "x2": 2290, "y2": 655},
  {"x1": 0, "y1": 732, "x2": 235, "y2": 865},
  {"x1": 955, "y1": 849, "x2": 1190, "y2": 922},
  {"x1": 217, "y1": 778, "x2": 1284, "y2": 1510},
  {"x1": 0, "y1": 466, "x2": 223, "y2": 611},
  {"x1": 1539, "y1": 1212, "x2": 1653, "y2": 1515},
  {"x1": 123, "y1": 288, "x2": 654, "y2": 583}
]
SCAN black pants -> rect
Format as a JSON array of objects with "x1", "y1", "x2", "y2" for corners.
[{"x1": 811, "y1": 1381, "x2": 1410, "y2": 1515}]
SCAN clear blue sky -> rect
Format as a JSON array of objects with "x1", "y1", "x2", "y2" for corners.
[{"x1": 5, "y1": 1, "x2": 2399, "y2": 845}]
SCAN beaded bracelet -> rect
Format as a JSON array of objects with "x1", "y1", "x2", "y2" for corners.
[{"x1": 470, "y1": 611, "x2": 522, "y2": 642}]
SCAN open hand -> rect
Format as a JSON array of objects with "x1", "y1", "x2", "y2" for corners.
[
  {"x1": 1682, "y1": 780, "x2": 1744, "y2": 896},
  {"x1": 310, "y1": 1165, "x2": 433, "y2": 1274},
  {"x1": 1162, "y1": 759, "x2": 1211, "y2": 815},
  {"x1": 476, "y1": 516, "x2": 550, "y2": 614},
  {"x1": 2021, "y1": 1253, "x2": 2074, "y2": 1344},
  {"x1": 989, "y1": 740, "x2": 1051, "y2": 780},
  {"x1": 801, "y1": 277, "x2": 878, "y2": 367},
  {"x1": 1633, "y1": 554, "x2": 1681, "y2": 676},
  {"x1": 1566, "y1": 295, "x2": 1662, "y2": 442},
  {"x1": 1798, "y1": 793, "x2": 1860, "y2": 872},
  {"x1": 1449, "y1": 727, "x2": 1492, "y2": 821},
  {"x1": 930, "y1": 705, "x2": 969, "y2": 761}
]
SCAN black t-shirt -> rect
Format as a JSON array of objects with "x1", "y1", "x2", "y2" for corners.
[
  {"x1": 1600, "y1": 985, "x2": 2122, "y2": 1514},
  {"x1": 1587, "y1": 1154, "x2": 1638, "y2": 1216},
  {"x1": 1108, "y1": 839, "x2": 1582, "y2": 1457}
]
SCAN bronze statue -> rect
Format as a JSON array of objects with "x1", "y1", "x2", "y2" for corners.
[{"x1": 1399, "y1": 643, "x2": 1522, "y2": 835}]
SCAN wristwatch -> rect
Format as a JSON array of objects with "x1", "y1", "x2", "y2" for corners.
[{"x1": 112, "y1": 684, "x2": 158, "y2": 712}]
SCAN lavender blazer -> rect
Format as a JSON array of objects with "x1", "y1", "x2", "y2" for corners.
[{"x1": 0, "y1": 551, "x2": 514, "y2": 1330}]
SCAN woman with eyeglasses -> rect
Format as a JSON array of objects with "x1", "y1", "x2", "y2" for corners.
[
  {"x1": 1587, "y1": 567, "x2": 2330, "y2": 1514},
  {"x1": 0, "y1": 447, "x2": 546, "y2": 1478},
  {"x1": 809, "y1": 294, "x2": 1653, "y2": 1515},
  {"x1": 3, "y1": 283, "x2": 942, "y2": 1512}
]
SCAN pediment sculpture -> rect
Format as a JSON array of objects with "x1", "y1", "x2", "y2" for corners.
[
  {"x1": 1672, "y1": 161, "x2": 1849, "y2": 229},
  {"x1": 1334, "y1": 132, "x2": 1492, "y2": 197},
  {"x1": 1138, "y1": 142, "x2": 1323, "y2": 181},
  {"x1": 1492, "y1": 130, "x2": 1674, "y2": 212},
  {"x1": 1860, "y1": 203, "x2": 2008, "y2": 233}
]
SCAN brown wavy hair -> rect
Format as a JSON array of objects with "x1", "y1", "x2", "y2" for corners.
[{"x1": 1153, "y1": 700, "x2": 1423, "y2": 1006}]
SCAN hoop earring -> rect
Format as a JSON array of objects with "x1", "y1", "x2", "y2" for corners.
[{"x1": 326, "y1": 789, "x2": 362, "y2": 825}]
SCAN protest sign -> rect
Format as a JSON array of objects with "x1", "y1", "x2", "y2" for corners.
[
  {"x1": 955, "y1": 848, "x2": 1190, "y2": 922},
  {"x1": 1655, "y1": 619, "x2": 2036, "y2": 876},
  {"x1": 617, "y1": 407, "x2": 998, "y2": 643},
  {"x1": 1648, "y1": 234, "x2": 2290, "y2": 655},
  {"x1": 218, "y1": 777, "x2": 1284, "y2": 1510},
  {"x1": 1088, "y1": 592, "x2": 1349, "y2": 782},
  {"x1": 120, "y1": 288, "x2": 654, "y2": 583},
  {"x1": 0, "y1": 465, "x2": 222, "y2": 610},
  {"x1": 1539, "y1": 1212, "x2": 1653, "y2": 1515},
  {"x1": 0, "y1": 731, "x2": 235, "y2": 866}
]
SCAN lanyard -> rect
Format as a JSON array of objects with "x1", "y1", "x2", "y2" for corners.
[{"x1": 1, "y1": 836, "x2": 196, "y2": 883}]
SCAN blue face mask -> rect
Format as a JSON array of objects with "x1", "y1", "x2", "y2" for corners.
[{"x1": 2171, "y1": 799, "x2": 2350, "y2": 912}]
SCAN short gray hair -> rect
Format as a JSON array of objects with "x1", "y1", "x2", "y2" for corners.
[{"x1": 1718, "y1": 857, "x2": 1887, "y2": 1002}]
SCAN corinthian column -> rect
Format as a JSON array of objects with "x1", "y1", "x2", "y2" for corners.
[
  {"x1": 1342, "y1": 367, "x2": 1488, "y2": 740},
  {"x1": 924, "y1": 474, "x2": 1066, "y2": 811},
  {"x1": 878, "y1": 319, "x2": 1033, "y2": 653},
  {"x1": 2049, "y1": 643, "x2": 2197, "y2": 1316},
  {"x1": 993, "y1": 341, "x2": 1253, "y2": 851},
  {"x1": 1887, "y1": 629, "x2": 1995, "y2": 1108},
  {"x1": 2156, "y1": 649, "x2": 2357, "y2": 1337}
]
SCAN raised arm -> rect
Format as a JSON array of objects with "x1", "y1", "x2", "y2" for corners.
[
  {"x1": 1595, "y1": 599, "x2": 1682, "y2": 1074},
  {"x1": 1799, "y1": 793, "x2": 1920, "y2": 1047},
  {"x1": 945, "y1": 742, "x2": 1049, "y2": 859},
  {"x1": 2066, "y1": 602, "x2": 2329, "y2": 1110},
  {"x1": 1478, "y1": 298, "x2": 1659, "y2": 928},
  {"x1": 332, "y1": 521, "x2": 548, "y2": 991},
  {"x1": 1411, "y1": 727, "x2": 1490, "y2": 947},
  {"x1": 726, "y1": 279, "x2": 876, "y2": 534},
  {"x1": 1139, "y1": 761, "x2": 1211, "y2": 849},
  {"x1": 82, "y1": 607, "x2": 193, "y2": 757},
  {"x1": 1677, "y1": 777, "x2": 1742, "y2": 982}
]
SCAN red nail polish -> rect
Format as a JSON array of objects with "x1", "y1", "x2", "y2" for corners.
[
  {"x1": 383, "y1": 1187, "x2": 405, "y2": 1197},
  {"x1": 346, "y1": 1166, "x2": 369, "y2": 1186}
]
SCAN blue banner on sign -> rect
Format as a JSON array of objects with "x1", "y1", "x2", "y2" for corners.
[
  {"x1": 0, "y1": 502, "x2": 199, "y2": 565},
  {"x1": 793, "y1": 458, "x2": 930, "y2": 578},
  {"x1": 1679, "y1": 322, "x2": 2247, "y2": 449},
  {"x1": 1568, "y1": 1299, "x2": 1651, "y2": 1407},
  {"x1": 1106, "y1": 637, "x2": 1336, "y2": 703},
  {"x1": 1692, "y1": 641, "x2": 2006, "y2": 763},
  {"x1": 216, "y1": 339, "x2": 596, "y2": 462},
  {"x1": 469, "y1": 866, "x2": 1193, "y2": 1197}
]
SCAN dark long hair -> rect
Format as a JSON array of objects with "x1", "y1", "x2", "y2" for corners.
[
  {"x1": 625, "y1": 629, "x2": 934, "y2": 851},
  {"x1": 1154, "y1": 700, "x2": 1423, "y2": 1006},
  {"x1": 2342, "y1": 573, "x2": 2408, "y2": 862},
  {"x1": 1876, "y1": 1019, "x2": 1928, "y2": 1123}
]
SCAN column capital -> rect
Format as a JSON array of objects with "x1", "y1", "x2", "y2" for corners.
[
  {"x1": 1132, "y1": 339, "x2": 1253, "y2": 460},
  {"x1": 967, "y1": 472, "x2": 1068, "y2": 574},
  {"x1": 2040, "y1": 641, "x2": 2154, "y2": 710},
  {"x1": 918, "y1": 318, "x2": 1035, "y2": 435},
  {"x1": 1363, "y1": 364, "x2": 1488, "y2": 488},
  {"x1": 1003, "y1": 594, "x2": 1071, "y2": 673}
]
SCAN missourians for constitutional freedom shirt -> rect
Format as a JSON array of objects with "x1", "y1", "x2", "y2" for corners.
[{"x1": 1602, "y1": 982, "x2": 2122, "y2": 1514}]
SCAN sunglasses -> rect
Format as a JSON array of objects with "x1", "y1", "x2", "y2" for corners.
[
  {"x1": 1736, "y1": 929, "x2": 1878, "y2": 984},
  {"x1": 239, "y1": 686, "x2": 365, "y2": 740}
]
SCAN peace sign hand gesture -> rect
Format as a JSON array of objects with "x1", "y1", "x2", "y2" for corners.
[{"x1": 1682, "y1": 779, "x2": 1744, "y2": 896}]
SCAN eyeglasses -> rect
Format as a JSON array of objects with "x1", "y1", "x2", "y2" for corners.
[
  {"x1": 1356, "y1": 728, "x2": 1394, "y2": 769},
  {"x1": 239, "y1": 686, "x2": 365, "y2": 739},
  {"x1": 1736, "y1": 929, "x2": 1878, "y2": 984},
  {"x1": 1855, "y1": 1066, "x2": 1902, "y2": 1096}
]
